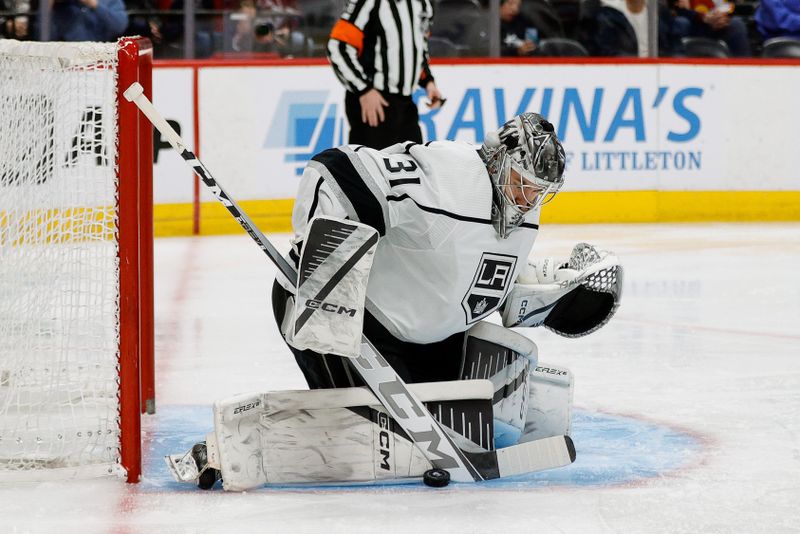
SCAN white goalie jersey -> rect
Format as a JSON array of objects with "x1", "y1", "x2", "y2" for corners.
[{"x1": 280, "y1": 141, "x2": 540, "y2": 344}]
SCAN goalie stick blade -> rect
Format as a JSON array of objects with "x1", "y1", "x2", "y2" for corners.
[
  {"x1": 454, "y1": 434, "x2": 575, "y2": 481},
  {"x1": 494, "y1": 435, "x2": 575, "y2": 479}
]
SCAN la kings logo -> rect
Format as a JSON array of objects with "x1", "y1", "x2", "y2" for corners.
[{"x1": 461, "y1": 253, "x2": 517, "y2": 323}]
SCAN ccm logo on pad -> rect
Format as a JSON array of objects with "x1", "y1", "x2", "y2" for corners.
[{"x1": 305, "y1": 299, "x2": 357, "y2": 317}]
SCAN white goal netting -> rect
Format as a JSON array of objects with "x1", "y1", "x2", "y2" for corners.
[{"x1": 0, "y1": 41, "x2": 125, "y2": 479}]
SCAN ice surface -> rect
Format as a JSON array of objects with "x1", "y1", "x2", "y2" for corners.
[{"x1": 1, "y1": 223, "x2": 798, "y2": 533}]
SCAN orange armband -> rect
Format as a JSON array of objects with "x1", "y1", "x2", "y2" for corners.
[{"x1": 330, "y1": 19, "x2": 364, "y2": 56}]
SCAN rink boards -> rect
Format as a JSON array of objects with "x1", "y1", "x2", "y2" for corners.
[{"x1": 143, "y1": 59, "x2": 800, "y2": 235}]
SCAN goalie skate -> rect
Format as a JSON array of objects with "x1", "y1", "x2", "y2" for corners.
[{"x1": 165, "y1": 442, "x2": 221, "y2": 490}]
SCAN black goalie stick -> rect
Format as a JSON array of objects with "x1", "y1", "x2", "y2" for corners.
[{"x1": 123, "y1": 82, "x2": 575, "y2": 483}]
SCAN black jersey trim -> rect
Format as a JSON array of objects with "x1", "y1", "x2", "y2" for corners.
[
  {"x1": 307, "y1": 177, "x2": 325, "y2": 222},
  {"x1": 386, "y1": 194, "x2": 540, "y2": 230},
  {"x1": 388, "y1": 177, "x2": 421, "y2": 187},
  {"x1": 403, "y1": 142, "x2": 418, "y2": 154},
  {"x1": 312, "y1": 148, "x2": 387, "y2": 235},
  {"x1": 289, "y1": 246, "x2": 301, "y2": 267}
]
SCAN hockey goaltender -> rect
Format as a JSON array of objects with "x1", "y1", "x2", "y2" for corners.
[{"x1": 164, "y1": 112, "x2": 623, "y2": 490}]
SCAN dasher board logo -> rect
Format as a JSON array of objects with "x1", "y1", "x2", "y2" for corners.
[
  {"x1": 462, "y1": 253, "x2": 517, "y2": 323},
  {"x1": 263, "y1": 91, "x2": 345, "y2": 176}
]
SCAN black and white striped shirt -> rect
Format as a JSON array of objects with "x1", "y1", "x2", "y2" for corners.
[{"x1": 327, "y1": 0, "x2": 435, "y2": 96}]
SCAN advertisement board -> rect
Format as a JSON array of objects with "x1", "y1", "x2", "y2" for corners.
[
  {"x1": 152, "y1": 67, "x2": 196, "y2": 204},
  {"x1": 151, "y1": 60, "x2": 800, "y2": 234}
]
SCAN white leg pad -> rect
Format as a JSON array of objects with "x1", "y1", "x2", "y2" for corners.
[
  {"x1": 211, "y1": 380, "x2": 494, "y2": 491},
  {"x1": 519, "y1": 363, "x2": 574, "y2": 443}
]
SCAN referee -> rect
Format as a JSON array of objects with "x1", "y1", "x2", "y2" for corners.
[{"x1": 327, "y1": 0, "x2": 445, "y2": 149}]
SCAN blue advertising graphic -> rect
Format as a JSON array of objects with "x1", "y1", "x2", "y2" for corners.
[
  {"x1": 266, "y1": 84, "x2": 704, "y2": 178},
  {"x1": 415, "y1": 86, "x2": 704, "y2": 174},
  {"x1": 264, "y1": 91, "x2": 346, "y2": 175}
]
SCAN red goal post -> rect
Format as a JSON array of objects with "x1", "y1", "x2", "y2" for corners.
[
  {"x1": 118, "y1": 36, "x2": 155, "y2": 484},
  {"x1": 0, "y1": 37, "x2": 154, "y2": 483}
]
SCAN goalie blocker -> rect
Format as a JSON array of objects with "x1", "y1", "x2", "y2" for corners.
[{"x1": 284, "y1": 216, "x2": 378, "y2": 358}]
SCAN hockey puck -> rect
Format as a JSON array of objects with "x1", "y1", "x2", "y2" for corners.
[{"x1": 423, "y1": 468, "x2": 450, "y2": 488}]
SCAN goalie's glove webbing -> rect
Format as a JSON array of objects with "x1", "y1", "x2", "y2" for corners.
[{"x1": 503, "y1": 243, "x2": 623, "y2": 337}]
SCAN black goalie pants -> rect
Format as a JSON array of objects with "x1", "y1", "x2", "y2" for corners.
[{"x1": 272, "y1": 281, "x2": 464, "y2": 389}]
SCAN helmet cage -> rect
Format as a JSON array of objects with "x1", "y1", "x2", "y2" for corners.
[{"x1": 485, "y1": 114, "x2": 565, "y2": 238}]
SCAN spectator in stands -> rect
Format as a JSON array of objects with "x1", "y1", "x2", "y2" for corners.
[
  {"x1": 51, "y1": 0, "x2": 128, "y2": 41},
  {"x1": 579, "y1": 0, "x2": 686, "y2": 56},
  {"x1": 500, "y1": 0, "x2": 569, "y2": 56},
  {"x1": 1, "y1": 0, "x2": 30, "y2": 39},
  {"x1": 500, "y1": 0, "x2": 539, "y2": 56},
  {"x1": 659, "y1": 0, "x2": 690, "y2": 55},
  {"x1": 255, "y1": 0, "x2": 300, "y2": 33},
  {"x1": 155, "y1": 0, "x2": 216, "y2": 58},
  {"x1": 755, "y1": 0, "x2": 800, "y2": 40},
  {"x1": 523, "y1": 0, "x2": 566, "y2": 40},
  {"x1": 578, "y1": 0, "x2": 644, "y2": 56},
  {"x1": 231, "y1": 1, "x2": 264, "y2": 52},
  {"x1": 125, "y1": 0, "x2": 164, "y2": 46},
  {"x1": 599, "y1": 0, "x2": 648, "y2": 56},
  {"x1": 233, "y1": 17, "x2": 291, "y2": 54},
  {"x1": 252, "y1": 20, "x2": 287, "y2": 53},
  {"x1": 231, "y1": 0, "x2": 304, "y2": 56},
  {"x1": 671, "y1": 0, "x2": 751, "y2": 56},
  {"x1": 327, "y1": 0, "x2": 444, "y2": 149}
]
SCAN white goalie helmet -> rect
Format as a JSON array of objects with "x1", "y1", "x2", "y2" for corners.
[{"x1": 480, "y1": 113, "x2": 566, "y2": 238}]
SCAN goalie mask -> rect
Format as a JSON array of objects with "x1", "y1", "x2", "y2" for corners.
[{"x1": 480, "y1": 113, "x2": 566, "y2": 239}]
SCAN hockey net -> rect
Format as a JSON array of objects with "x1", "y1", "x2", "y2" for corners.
[{"x1": 0, "y1": 38, "x2": 153, "y2": 482}]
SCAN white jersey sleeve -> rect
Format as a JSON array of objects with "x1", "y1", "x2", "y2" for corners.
[
  {"x1": 287, "y1": 145, "x2": 393, "y2": 267},
  {"x1": 289, "y1": 170, "x2": 352, "y2": 267}
]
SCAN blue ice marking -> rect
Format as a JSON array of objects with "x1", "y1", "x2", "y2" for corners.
[{"x1": 140, "y1": 406, "x2": 702, "y2": 492}]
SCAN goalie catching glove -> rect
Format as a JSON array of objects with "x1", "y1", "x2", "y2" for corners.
[{"x1": 502, "y1": 243, "x2": 623, "y2": 337}]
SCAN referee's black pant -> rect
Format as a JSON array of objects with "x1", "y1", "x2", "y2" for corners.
[
  {"x1": 345, "y1": 90, "x2": 423, "y2": 149},
  {"x1": 272, "y1": 281, "x2": 463, "y2": 390}
]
